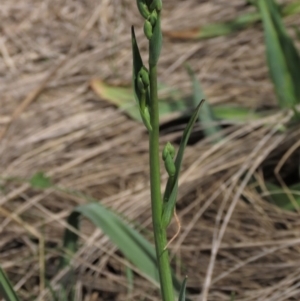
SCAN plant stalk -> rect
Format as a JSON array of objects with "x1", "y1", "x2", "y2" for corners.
[{"x1": 149, "y1": 64, "x2": 175, "y2": 301}]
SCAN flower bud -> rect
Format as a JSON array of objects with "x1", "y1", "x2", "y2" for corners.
[
  {"x1": 139, "y1": 66, "x2": 150, "y2": 87},
  {"x1": 150, "y1": 0, "x2": 162, "y2": 11},
  {"x1": 144, "y1": 20, "x2": 153, "y2": 39},
  {"x1": 149, "y1": 10, "x2": 157, "y2": 26},
  {"x1": 141, "y1": 106, "x2": 152, "y2": 132},
  {"x1": 137, "y1": 77, "x2": 145, "y2": 93},
  {"x1": 164, "y1": 154, "x2": 176, "y2": 177},
  {"x1": 136, "y1": 1, "x2": 150, "y2": 19},
  {"x1": 162, "y1": 142, "x2": 175, "y2": 161}
]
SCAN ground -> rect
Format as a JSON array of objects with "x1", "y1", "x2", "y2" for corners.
[{"x1": 1, "y1": 0, "x2": 300, "y2": 300}]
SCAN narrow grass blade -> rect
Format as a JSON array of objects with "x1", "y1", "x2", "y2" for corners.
[
  {"x1": 213, "y1": 105, "x2": 262, "y2": 122},
  {"x1": 258, "y1": 0, "x2": 300, "y2": 108},
  {"x1": 131, "y1": 26, "x2": 143, "y2": 83},
  {"x1": 294, "y1": 26, "x2": 300, "y2": 40},
  {"x1": 125, "y1": 267, "x2": 134, "y2": 296},
  {"x1": 0, "y1": 266, "x2": 20, "y2": 301},
  {"x1": 186, "y1": 65, "x2": 223, "y2": 143},
  {"x1": 178, "y1": 277, "x2": 188, "y2": 301},
  {"x1": 162, "y1": 100, "x2": 204, "y2": 227},
  {"x1": 231, "y1": 291, "x2": 236, "y2": 301},
  {"x1": 164, "y1": 1, "x2": 300, "y2": 40},
  {"x1": 131, "y1": 26, "x2": 149, "y2": 111},
  {"x1": 61, "y1": 202, "x2": 159, "y2": 284},
  {"x1": 46, "y1": 280, "x2": 60, "y2": 301},
  {"x1": 264, "y1": 182, "x2": 300, "y2": 210}
]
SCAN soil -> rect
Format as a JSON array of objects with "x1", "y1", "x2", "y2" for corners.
[{"x1": 1, "y1": 0, "x2": 300, "y2": 300}]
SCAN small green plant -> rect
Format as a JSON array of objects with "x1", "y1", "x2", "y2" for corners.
[{"x1": 132, "y1": 1, "x2": 204, "y2": 300}]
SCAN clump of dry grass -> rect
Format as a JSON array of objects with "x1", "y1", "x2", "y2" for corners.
[{"x1": 1, "y1": 0, "x2": 300, "y2": 300}]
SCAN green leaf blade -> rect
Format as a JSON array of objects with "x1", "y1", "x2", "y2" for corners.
[
  {"x1": 258, "y1": 0, "x2": 300, "y2": 108},
  {"x1": 131, "y1": 26, "x2": 145, "y2": 108},
  {"x1": 264, "y1": 182, "x2": 300, "y2": 211},
  {"x1": 162, "y1": 100, "x2": 204, "y2": 227},
  {"x1": 61, "y1": 202, "x2": 159, "y2": 284},
  {"x1": 0, "y1": 266, "x2": 20, "y2": 301},
  {"x1": 186, "y1": 65, "x2": 223, "y2": 143},
  {"x1": 178, "y1": 277, "x2": 188, "y2": 301}
]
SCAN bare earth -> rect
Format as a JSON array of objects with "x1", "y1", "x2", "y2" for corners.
[{"x1": 1, "y1": 0, "x2": 300, "y2": 300}]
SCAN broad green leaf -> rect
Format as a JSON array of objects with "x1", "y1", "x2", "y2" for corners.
[
  {"x1": 178, "y1": 277, "x2": 188, "y2": 301},
  {"x1": 60, "y1": 199, "x2": 181, "y2": 291},
  {"x1": 187, "y1": 65, "x2": 223, "y2": 143},
  {"x1": 91, "y1": 80, "x2": 262, "y2": 124},
  {"x1": 162, "y1": 100, "x2": 204, "y2": 227},
  {"x1": 0, "y1": 266, "x2": 20, "y2": 301},
  {"x1": 258, "y1": 0, "x2": 300, "y2": 108},
  {"x1": 264, "y1": 182, "x2": 300, "y2": 210},
  {"x1": 29, "y1": 172, "x2": 52, "y2": 189}
]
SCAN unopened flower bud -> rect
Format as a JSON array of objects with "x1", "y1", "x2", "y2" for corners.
[
  {"x1": 164, "y1": 154, "x2": 176, "y2": 177},
  {"x1": 150, "y1": 0, "x2": 162, "y2": 11},
  {"x1": 162, "y1": 142, "x2": 175, "y2": 161},
  {"x1": 144, "y1": 20, "x2": 153, "y2": 39},
  {"x1": 137, "y1": 76, "x2": 145, "y2": 92},
  {"x1": 137, "y1": 1, "x2": 151, "y2": 19},
  {"x1": 149, "y1": 10, "x2": 157, "y2": 26}
]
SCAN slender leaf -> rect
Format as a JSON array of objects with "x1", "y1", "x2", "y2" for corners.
[
  {"x1": 264, "y1": 182, "x2": 300, "y2": 210},
  {"x1": 131, "y1": 26, "x2": 152, "y2": 131},
  {"x1": 61, "y1": 199, "x2": 181, "y2": 291},
  {"x1": 258, "y1": 0, "x2": 300, "y2": 108},
  {"x1": 90, "y1": 79, "x2": 262, "y2": 124},
  {"x1": 131, "y1": 26, "x2": 148, "y2": 111},
  {"x1": 294, "y1": 26, "x2": 300, "y2": 40},
  {"x1": 164, "y1": 1, "x2": 300, "y2": 40},
  {"x1": 231, "y1": 291, "x2": 236, "y2": 301},
  {"x1": 126, "y1": 267, "x2": 134, "y2": 296},
  {"x1": 0, "y1": 266, "x2": 20, "y2": 301},
  {"x1": 162, "y1": 100, "x2": 204, "y2": 227},
  {"x1": 131, "y1": 26, "x2": 144, "y2": 85},
  {"x1": 213, "y1": 105, "x2": 262, "y2": 122},
  {"x1": 187, "y1": 65, "x2": 223, "y2": 143},
  {"x1": 178, "y1": 277, "x2": 188, "y2": 301}
]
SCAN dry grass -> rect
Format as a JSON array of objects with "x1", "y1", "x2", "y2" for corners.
[{"x1": 1, "y1": 0, "x2": 300, "y2": 300}]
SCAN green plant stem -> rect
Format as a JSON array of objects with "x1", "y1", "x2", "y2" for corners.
[{"x1": 149, "y1": 64, "x2": 175, "y2": 301}]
